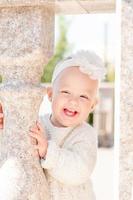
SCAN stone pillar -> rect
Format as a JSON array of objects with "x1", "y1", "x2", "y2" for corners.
[
  {"x1": 0, "y1": 3, "x2": 54, "y2": 200},
  {"x1": 120, "y1": 1, "x2": 133, "y2": 200}
]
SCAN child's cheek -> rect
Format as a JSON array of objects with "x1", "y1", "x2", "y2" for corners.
[
  {"x1": 80, "y1": 99, "x2": 92, "y2": 110},
  {"x1": 59, "y1": 94, "x2": 68, "y2": 101}
]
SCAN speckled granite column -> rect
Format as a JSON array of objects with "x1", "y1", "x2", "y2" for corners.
[
  {"x1": 120, "y1": 1, "x2": 133, "y2": 200},
  {"x1": 0, "y1": 4, "x2": 54, "y2": 200}
]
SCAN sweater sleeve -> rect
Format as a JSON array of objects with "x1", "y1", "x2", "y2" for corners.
[{"x1": 40, "y1": 128, "x2": 97, "y2": 186}]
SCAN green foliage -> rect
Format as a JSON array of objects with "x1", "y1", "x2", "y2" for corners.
[
  {"x1": 0, "y1": 75, "x2": 2, "y2": 83},
  {"x1": 105, "y1": 62, "x2": 115, "y2": 82},
  {"x1": 88, "y1": 112, "x2": 93, "y2": 126},
  {"x1": 41, "y1": 16, "x2": 71, "y2": 83}
]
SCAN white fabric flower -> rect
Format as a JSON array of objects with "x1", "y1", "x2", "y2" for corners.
[{"x1": 52, "y1": 50, "x2": 107, "y2": 83}]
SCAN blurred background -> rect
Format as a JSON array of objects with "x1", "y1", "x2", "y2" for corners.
[{"x1": 39, "y1": 13, "x2": 116, "y2": 200}]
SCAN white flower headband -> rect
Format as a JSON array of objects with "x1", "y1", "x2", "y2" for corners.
[{"x1": 52, "y1": 50, "x2": 107, "y2": 84}]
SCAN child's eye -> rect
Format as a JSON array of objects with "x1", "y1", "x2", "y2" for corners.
[
  {"x1": 80, "y1": 95, "x2": 89, "y2": 100},
  {"x1": 61, "y1": 90, "x2": 70, "y2": 94}
]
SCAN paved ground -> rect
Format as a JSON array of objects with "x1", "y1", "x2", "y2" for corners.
[{"x1": 92, "y1": 147, "x2": 114, "y2": 200}]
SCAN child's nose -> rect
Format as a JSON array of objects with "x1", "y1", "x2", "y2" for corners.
[{"x1": 68, "y1": 96, "x2": 78, "y2": 106}]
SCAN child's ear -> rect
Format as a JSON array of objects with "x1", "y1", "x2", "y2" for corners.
[
  {"x1": 91, "y1": 97, "x2": 99, "y2": 112},
  {"x1": 47, "y1": 87, "x2": 53, "y2": 102}
]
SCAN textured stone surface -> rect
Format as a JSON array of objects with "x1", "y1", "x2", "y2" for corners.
[
  {"x1": 0, "y1": 0, "x2": 115, "y2": 14},
  {"x1": 0, "y1": 7, "x2": 54, "y2": 83},
  {"x1": 0, "y1": 83, "x2": 49, "y2": 200},
  {"x1": 0, "y1": 4, "x2": 54, "y2": 200},
  {"x1": 120, "y1": 1, "x2": 133, "y2": 200}
]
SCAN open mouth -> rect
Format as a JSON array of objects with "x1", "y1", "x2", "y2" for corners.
[{"x1": 63, "y1": 108, "x2": 78, "y2": 117}]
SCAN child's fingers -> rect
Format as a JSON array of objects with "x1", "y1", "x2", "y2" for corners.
[
  {"x1": 29, "y1": 127, "x2": 40, "y2": 135},
  {"x1": 0, "y1": 104, "x2": 3, "y2": 112},
  {"x1": 33, "y1": 144, "x2": 40, "y2": 150},
  {"x1": 29, "y1": 132, "x2": 42, "y2": 143},
  {"x1": 0, "y1": 113, "x2": 4, "y2": 118},
  {"x1": 0, "y1": 113, "x2": 3, "y2": 129},
  {"x1": 36, "y1": 121, "x2": 44, "y2": 133},
  {"x1": 0, "y1": 113, "x2": 4, "y2": 125},
  {"x1": 36, "y1": 121, "x2": 47, "y2": 138},
  {"x1": 30, "y1": 137, "x2": 37, "y2": 145},
  {"x1": 29, "y1": 123, "x2": 44, "y2": 136},
  {"x1": 0, "y1": 118, "x2": 3, "y2": 124},
  {"x1": 0, "y1": 124, "x2": 3, "y2": 129}
]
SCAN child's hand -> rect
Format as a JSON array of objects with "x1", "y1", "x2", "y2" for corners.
[
  {"x1": 29, "y1": 121, "x2": 48, "y2": 159},
  {"x1": 0, "y1": 104, "x2": 4, "y2": 129}
]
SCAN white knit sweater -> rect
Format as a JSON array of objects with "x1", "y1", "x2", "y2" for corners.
[{"x1": 40, "y1": 114, "x2": 97, "y2": 200}]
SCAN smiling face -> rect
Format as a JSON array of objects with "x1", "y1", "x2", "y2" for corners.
[{"x1": 47, "y1": 67, "x2": 98, "y2": 127}]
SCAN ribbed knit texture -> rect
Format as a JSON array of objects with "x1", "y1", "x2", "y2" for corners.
[{"x1": 39, "y1": 114, "x2": 97, "y2": 200}]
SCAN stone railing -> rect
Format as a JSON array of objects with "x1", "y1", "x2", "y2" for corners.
[
  {"x1": 120, "y1": 1, "x2": 133, "y2": 200},
  {"x1": 0, "y1": 0, "x2": 115, "y2": 14},
  {"x1": 0, "y1": 2, "x2": 54, "y2": 199}
]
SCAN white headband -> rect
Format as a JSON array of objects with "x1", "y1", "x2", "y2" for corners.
[{"x1": 52, "y1": 50, "x2": 107, "y2": 84}]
